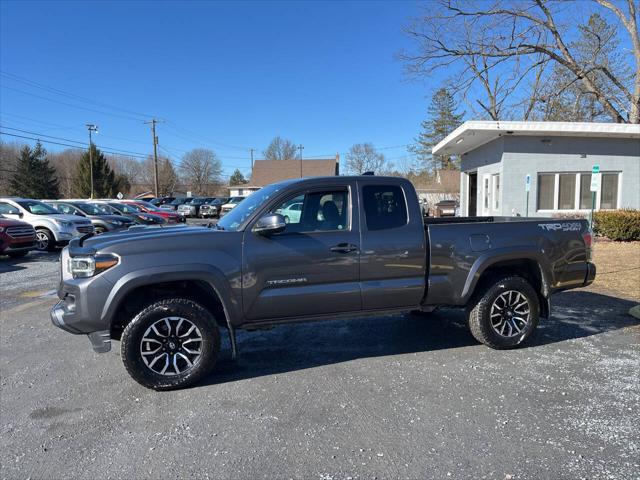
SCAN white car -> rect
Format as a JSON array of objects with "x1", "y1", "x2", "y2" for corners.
[
  {"x1": 219, "y1": 197, "x2": 245, "y2": 217},
  {"x1": 0, "y1": 198, "x2": 94, "y2": 251},
  {"x1": 277, "y1": 202, "x2": 303, "y2": 224}
]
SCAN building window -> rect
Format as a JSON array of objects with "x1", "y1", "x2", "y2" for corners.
[
  {"x1": 579, "y1": 173, "x2": 592, "y2": 209},
  {"x1": 492, "y1": 174, "x2": 500, "y2": 210},
  {"x1": 537, "y1": 172, "x2": 620, "y2": 211},
  {"x1": 537, "y1": 174, "x2": 555, "y2": 210},
  {"x1": 601, "y1": 173, "x2": 619, "y2": 209},
  {"x1": 483, "y1": 177, "x2": 490, "y2": 210},
  {"x1": 558, "y1": 174, "x2": 576, "y2": 210}
]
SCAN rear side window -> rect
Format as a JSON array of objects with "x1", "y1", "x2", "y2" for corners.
[{"x1": 362, "y1": 185, "x2": 408, "y2": 231}]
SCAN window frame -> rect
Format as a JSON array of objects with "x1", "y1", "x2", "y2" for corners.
[
  {"x1": 536, "y1": 171, "x2": 622, "y2": 212},
  {"x1": 268, "y1": 186, "x2": 352, "y2": 235},
  {"x1": 361, "y1": 183, "x2": 409, "y2": 232}
]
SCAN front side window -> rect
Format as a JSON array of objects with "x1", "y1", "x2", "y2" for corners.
[
  {"x1": 362, "y1": 185, "x2": 408, "y2": 231},
  {"x1": 0, "y1": 202, "x2": 20, "y2": 215},
  {"x1": 271, "y1": 190, "x2": 349, "y2": 233}
]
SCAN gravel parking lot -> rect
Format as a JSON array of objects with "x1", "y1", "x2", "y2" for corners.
[{"x1": 1, "y1": 233, "x2": 639, "y2": 479}]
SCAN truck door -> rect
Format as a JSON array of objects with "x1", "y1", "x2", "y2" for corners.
[
  {"x1": 358, "y1": 180, "x2": 426, "y2": 310},
  {"x1": 242, "y1": 181, "x2": 361, "y2": 321}
]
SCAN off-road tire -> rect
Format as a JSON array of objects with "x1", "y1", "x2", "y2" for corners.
[
  {"x1": 468, "y1": 276, "x2": 539, "y2": 349},
  {"x1": 121, "y1": 298, "x2": 221, "y2": 390}
]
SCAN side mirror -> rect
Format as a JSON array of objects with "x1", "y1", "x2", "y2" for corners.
[
  {"x1": 253, "y1": 213, "x2": 286, "y2": 236},
  {"x1": 17, "y1": 211, "x2": 23, "y2": 218}
]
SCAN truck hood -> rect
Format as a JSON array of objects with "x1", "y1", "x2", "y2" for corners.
[{"x1": 71, "y1": 224, "x2": 212, "y2": 254}]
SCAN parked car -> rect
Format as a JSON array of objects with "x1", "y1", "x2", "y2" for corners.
[
  {"x1": 51, "y1": 176, "x2": 595, "y2": 390},
  {"x1": 219, "y1": 196, "x2": 245, "y2": 217},
  {"x1": 199, "y1": 198, "x2": 229, "y2": 219},
  {"x1": 150, "y1": 197, "x2": 175, "y2": 207},
  {"x1": 0, "y1": 214, "x2": 36, "y2": 258},
  {"x1": 434, "y1": 199, "x2": 459, "y2": 217},
  {"x1": 92, "y1": 202, "x2": 167, "y2": 225},
  {"x1": 177, "y1": 197, "x2": 216, "y2": 218},
  {"x1": 118, "y1": 200, "x2": 183, "y2": 223},
  {"x1": 45, "y1": 201, "x2": 133, "y2": 234},
  {"x1": 159, "y1": 197, "x2": 189, "y2": 211},
  {"x1": 0, "y1": 198, "x2": 93, "y2": 251},
  {"x1": 276, "y1": 201, "x2": 303, "y2": 224}
]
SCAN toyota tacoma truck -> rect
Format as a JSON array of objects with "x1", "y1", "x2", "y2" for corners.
[{"x1": 51, "y1": 176, "x2": 595, "y2": 390}]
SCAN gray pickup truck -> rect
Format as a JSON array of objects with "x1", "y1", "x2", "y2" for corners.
[{"x1": 51, "y1": 176, "x2": 596, "y2": 390}]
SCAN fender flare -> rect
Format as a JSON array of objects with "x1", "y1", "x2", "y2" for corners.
[
  {"x1": 461, "y1": 246, "x2": 553, "y2": 305},
  {"x1": 101, "y1": 263, "x2": 241, "y2": 330}
]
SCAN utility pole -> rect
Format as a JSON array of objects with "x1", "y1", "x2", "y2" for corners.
[
  {"x1": 86, "y1": 124, "x2": 98, "y2": 199},
  {"x1": 145, "y1": 119, "x2": 161, "y2": 197},
  {"x1": 298, "y1": 144, "x2": 304, "y2": 177},
  {"x1": 250, "y1": 148, "x2": 255, "y2": 171}
]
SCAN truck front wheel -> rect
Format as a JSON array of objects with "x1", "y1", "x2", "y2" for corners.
[
  {"x1": 468, "y1": 276, "x2": 539, "y2": 349},
  {"x1": 121, "y1": 298, "x2": 221, "y2": 390}
]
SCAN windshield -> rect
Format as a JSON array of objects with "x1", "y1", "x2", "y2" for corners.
[
  {"x1": 169, "y1": 198, "x2": 185, "y2": 205},
  {"x1": 217, "y1": 184, "x2": 284, "y2": 231},
  {"x1": 74, "y1": 203, "x2": 105, "y2": 215},
  {"x1": 90, "y1": 203, "x2": 116, "y2": 214},
  {"x1": 17, "y1": 200, "x2": 60, "y2": 215},
  {"x1": 111, "y1": 202, "x2": 141, "y2": 213},
  {"x1": 135, "y1": 201, "x2": 162, "y2": 211}
]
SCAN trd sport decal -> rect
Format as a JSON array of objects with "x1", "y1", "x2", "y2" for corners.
[{"x1": 538, "y1": 222, "x2": 582, "y2": 232}]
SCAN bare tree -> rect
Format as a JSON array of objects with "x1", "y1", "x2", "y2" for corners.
[
  {"x1": 345, "y1": 143, "x2": 387, "y2": 175},
  {"x1": 263, "y1": 136, "x2": 298, "y2": 160},
  {"x1": 49, "y1": 148, "x2": 83, "y2": 198},
  {"x1": 402, "y1": 0, "x2": 639, "y2": 123},
  {"x1": 0, "y1": 141, "x2": 21, "y2": 196},
  {"x1": 179, "y1": 148, "x2": 222, "y2": 195}
]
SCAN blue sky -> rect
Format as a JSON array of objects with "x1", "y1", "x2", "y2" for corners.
[{"x1": 0, "y1": 0, "x2": 432, "y2": 178}]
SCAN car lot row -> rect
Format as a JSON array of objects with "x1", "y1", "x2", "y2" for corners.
[{"x1": 0, "y1": 196, "x2": 238, "y2": 258}]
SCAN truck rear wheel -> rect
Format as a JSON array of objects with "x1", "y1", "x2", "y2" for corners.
[
  {"x1": 468, "y1": 276, "x2": 539, "y2": 349},
  {"x1": 121, "y1": 298, "x2": 221, "y2": 390}
]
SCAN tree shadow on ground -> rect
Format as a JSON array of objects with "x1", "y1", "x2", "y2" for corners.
[{"x1": 198, "y1": 290, "x2": 638, "y2": 388}]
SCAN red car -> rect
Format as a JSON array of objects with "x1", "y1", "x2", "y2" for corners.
[
  {"x1": 118, "y1": 200, "x2": 183, "y2": 223},
  {"x1": 0, "y1": 215, "x2": 36, "y2": 258}
]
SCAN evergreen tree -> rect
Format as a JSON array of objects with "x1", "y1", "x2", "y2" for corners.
[
  {"x1": 410, "y1": 88, "x2": 464, "y2": 172},
  {"x1": 229, "y1": 168, "x2": 247, "y2": 186},
  {"x1": 9, "y1": 142, "x2": 60, "y2": 198},
  {"x1": 73, "y1": 144, "x2": 118, "y2": 197}
]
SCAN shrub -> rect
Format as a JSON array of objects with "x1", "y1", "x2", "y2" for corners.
[{"x1": 593, "y1": 209, "x2": 640, "y2": 241}]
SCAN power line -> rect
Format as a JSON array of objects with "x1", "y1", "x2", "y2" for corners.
[
  {"x1": 0, "y1": 131, "x2": 149, "y2": 159},
  {"x1": 0, "y1": 85, "x2": 146, "y2": 122},
  {"x1": 0, "y1": 126, "x2": 152, "y2": 158},
  {"x1": 0, "y1": 71, "x2": 154, "y2": 119}
]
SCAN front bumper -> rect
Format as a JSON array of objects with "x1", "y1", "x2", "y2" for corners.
[{"x1": 50, "y1": 274, "x2": 114, "y2": 353}]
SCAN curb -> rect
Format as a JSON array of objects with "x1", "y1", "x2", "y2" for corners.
[{"x1": 629, "y1": 305, "x2": 640, "y2": 320}]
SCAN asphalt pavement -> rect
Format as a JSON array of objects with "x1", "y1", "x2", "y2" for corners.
[{"x1": 1, "y1": 238, "x2": 639, "y2": 479}]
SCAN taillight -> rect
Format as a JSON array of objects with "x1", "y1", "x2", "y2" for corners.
[{"x1": 582, "y1": 230, "x2": 592, "y2": 260}]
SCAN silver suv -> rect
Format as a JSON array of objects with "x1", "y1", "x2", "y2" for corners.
[{"x1": 0, "y1": 198, "x2": 94, "y2": 251}]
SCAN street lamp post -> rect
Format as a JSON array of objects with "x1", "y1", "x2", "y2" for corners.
[{"x1": 86, "y1": 124, "x2": 98, "y2": 198}]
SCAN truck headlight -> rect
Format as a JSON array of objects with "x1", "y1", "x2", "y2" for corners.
[{"x1": 68, "y1": 254, "x2": 119, "y2": 278}]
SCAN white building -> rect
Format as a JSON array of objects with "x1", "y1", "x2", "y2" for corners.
[{"x1": 433, "y1": 121, "x2": 640, "y2": 217}]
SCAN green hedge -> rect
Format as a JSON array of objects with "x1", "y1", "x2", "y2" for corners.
[{"x1": 593, "y1": 209, "x2": 640, "y2": 241}]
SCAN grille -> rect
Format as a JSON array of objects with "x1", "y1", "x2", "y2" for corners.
[
  {"x1": 6, "y1": 225, "x2": 35, "y2": 239},
  {"x1": 76, "y1": 225, "x2": 94, "y2": 234}
]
